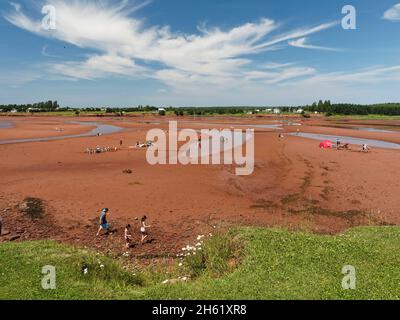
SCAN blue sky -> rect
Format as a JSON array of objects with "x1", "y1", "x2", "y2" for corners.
[{"x1": 1, "y1": 0, "x2": 400, "y2": 107}]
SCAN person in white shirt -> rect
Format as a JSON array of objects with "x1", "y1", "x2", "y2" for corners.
[{"x1": 140, "y1": 215, "x2": 151, "y2": 245}]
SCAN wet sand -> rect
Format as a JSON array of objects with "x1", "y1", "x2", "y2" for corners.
[
  {"x1": 0, "y1": 118, "x2": 96, "y2": 141},
  {"x1": 1, "y1": 115, "x2": 399, "y2": 257}
]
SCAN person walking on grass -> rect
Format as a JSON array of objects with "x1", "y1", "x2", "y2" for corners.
[
  {"x1": 96, "y1": 208, "x2": 110, "y2": 236},
  {"x1": 140, "y1": 215, "x2": 151, "y2": 245}
]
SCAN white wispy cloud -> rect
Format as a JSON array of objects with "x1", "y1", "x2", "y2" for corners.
[
  {"x1": 383, "y1": 3, "x2": 400, "y2": 21},
  {"x1": 4, "y1": 0, "x2": 339, "y2": 87},
  {"x1": 41, "y1": 45, "x2": 63, "y2": 58},
  {"x1": 252, "y1": 21, "x2": 339, "y2": 51},
  {"x1": 294, "y1": 65, "x2": 400, "y2": 87},
  {"x1": 51, "y1": 54, "x2": 148, "y2": 80},
  {"x1": 0, "y1": 69, "x2": 41, "y2": 86},
  {"x1": 4, "y1": 0, "x2": 400, "y2": 105},
  {"x1": 288, "y1": 37, "x2": 342, "y2": 51},
  {"x1": 8, "y1": 1, "x2": 22, "y2": 12}
]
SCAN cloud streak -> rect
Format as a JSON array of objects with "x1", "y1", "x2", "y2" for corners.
[
  {"x1": 4, "y1": 0, "x2": 400, "y2": 106},
  {"x1": 4, "y1": 0, "x2": 339, "y2": 88},
  {"x1": 383, "y1": 3, "x2": 400, "y2": 21},
  {"x1": 288, "y1": 37, "x2": 342, "y2": 51}
]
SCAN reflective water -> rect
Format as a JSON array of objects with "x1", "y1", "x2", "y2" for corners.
[
  {"x1": 355, "y1": 127, "x2": 397, "y2": 133},
  {"x1": 0, "y1": 121, "x2": 123, "y2": 145},
  {"x1": 290, "y1": 132, "x2": 400, "y2": 149},
  {"x1": 189, "y1": 122, "x2": 283, "y2": 130},
  {"x1": 0, "y1": 121, "x2": 13, "y2": 129}
]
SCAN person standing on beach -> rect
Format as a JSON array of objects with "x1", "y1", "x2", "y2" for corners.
[
  {"x1": 124, "y1": 224, "x2": 133, "y2": 249},
  {"x1": 96, "y1": 208, "x2": 110, "y2": 236},
  {"x1": 140, "y1": 215, "x2": 151, "y2": 245},
  {"x1": 362, "y1": 144, "x2": 370, "y2": 152}
]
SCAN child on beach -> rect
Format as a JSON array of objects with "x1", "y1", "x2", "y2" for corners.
[
  {"x1": 140, "y1": 215, "x2": 151, "y2": 245},
  {"x1": 362, "y1": 144, "x2": 370, "y2": 152},
  {"x1": 124, "y1": 224, "x2": 133, "y2": 249},
  {"x1": 96, "y1": 208, "x2": 110, "y2": 236}
]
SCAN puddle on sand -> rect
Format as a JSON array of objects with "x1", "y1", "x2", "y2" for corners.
[
  {"x1": 187, "y1": 122, "x2": 284, "y2": 130},
  {"x1": 290, "y1": 132, "x2": 400, "y2": 150},
  {"x1": 355, "y1": 127, "x2": 397, "y2": 133},
  {"x1": 0, "y1": 121, "x2": 13, "y2": 129},
  {"x1": 0, "y1": 121, "x2": 123, "y2": 145}
]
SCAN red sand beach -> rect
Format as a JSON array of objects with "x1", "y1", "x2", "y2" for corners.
[{"x1": 1, "y1": 115, "x2": 399, "y2": 258}]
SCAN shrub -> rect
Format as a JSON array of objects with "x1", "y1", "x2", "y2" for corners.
[
  {"x1": 19, "y1": 197, "x2": 45, "y2": 219},
  {"x1": 77, "y1": 255, "x2": 144, "y2": 287},
  {"x1": 184, "y1": 233, "x2": 242, "y2": 278}
]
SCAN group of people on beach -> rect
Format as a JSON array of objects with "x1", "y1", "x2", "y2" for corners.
[
  {"x1": 336, "y1": 139, "x2": 371, "y2": 152},
  {"x1": 335, "y1": 139, "x2": 351, "y2": 150},
  {"x1": 279, "y1": 132, "x2": 372, "y2": 152},
  {"x1": 134, "y1": 141, "x2": 154, "y2": 149},
  {"x1": 86, "y1": 146, "x2": 119, "y2": 155},
  {"x1": 96, "y1": 208, "x2": 151, "y2": 248}
]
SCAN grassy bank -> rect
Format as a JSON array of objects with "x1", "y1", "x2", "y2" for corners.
[{"x1": 1, "y1": 227, "x2": 400, "y2": 300}]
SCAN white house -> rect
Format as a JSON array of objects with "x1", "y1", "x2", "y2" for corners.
[
  {"x1": 273, "y1": 108, "x2": 281, "y2": 114},
  {"x1": 295, "y1": 108, "x2": 304, "y2": 114},
  {"x1": 27, "y1": 107, "x2": 41, "y2": 112}
]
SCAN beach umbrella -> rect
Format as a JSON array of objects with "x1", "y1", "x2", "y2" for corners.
[{"x1": 319, "y1": 140, "x2": 333, "y2": 149}]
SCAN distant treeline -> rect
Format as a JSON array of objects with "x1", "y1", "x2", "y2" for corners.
[
  {"x1": 305, "y1": 100, "x2": 400, "y2": 116},
  {"x1": 103, "y1": 106, "x2": 265, "y2": 115},
  {"x1": 0, "y1": 100, "x2": 60, "y2": 112},
  {"x1": 3, "y1": 100, "x2": 400, "y2": 116},
  {"x1": 0, "y1": 103, "x2": 272, "y2": 115},
  {"x1": 171, "y1": 107, "x2": 253, "y2": 115}
]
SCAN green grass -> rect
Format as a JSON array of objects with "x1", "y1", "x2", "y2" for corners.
[
  {"x1": 1, "y1": 227, "x2": 400, "y2": 300},
  {"x1": 0, "y1": 241, "x2": 145, "y2": 300}
]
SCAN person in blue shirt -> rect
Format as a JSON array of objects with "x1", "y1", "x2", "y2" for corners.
[{"x1": 96, "y1": 208, "x2": 110, "y2": 236}]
